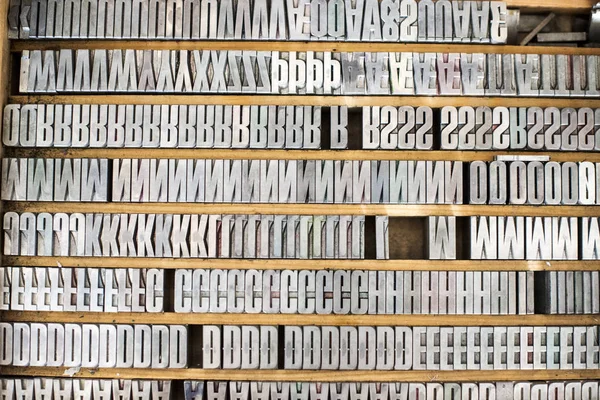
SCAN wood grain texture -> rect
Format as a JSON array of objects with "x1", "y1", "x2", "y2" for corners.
[
  {"x1": 8, "y1": 148, "x2": 600, "y2": 163},
  {"x1": 11, "y1": 95, "x2": 600, "y2": 108},
  {"x1": 11, "y1": 41, "x2": 600, "y2": 54},
  {"x1": 506, "y1": 0, "x2": 595, "y2": 13},
  {"x1": 2, "y1": 367, "x2": 600, "y2": 381},
  {"x1": 6, "y1": 202, "x2": 600, "y2": 217},
  {"x1": 3, "y1": 312, "x2": 600, "y2": 326},
  {"x1": 4, "y1": 256, "x2": 600, "y2": 272}
]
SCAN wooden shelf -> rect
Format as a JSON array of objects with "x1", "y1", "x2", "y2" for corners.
[
  {"x1": 3, "y1": 312, "x2": 600, "y2": 326},
  {"x1": 10, "y1": 41, "x2": 600, "y2": 55},
  {"x1": 7, "y1": 148, "x2": 600, "y2": 163},
  {"x1": 2, "y1": 367, "x2": 600, "y2": 382},
  {"x1": 507, "y1": 0, "x2": 596, "y2": 13},
  {"x1": 10, "y1": 95, "x2": 600, "y2": 109},
  {"x1": 4, "y1": 257, "x2": 600, "y2": 272},
  {"x1": 6, "y1": 202, "x2": 600, "y2": 217}
]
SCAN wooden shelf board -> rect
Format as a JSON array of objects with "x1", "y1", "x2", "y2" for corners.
[
  {"x1": 4, "y1": 256, "x2": 600, "y2": 272},
  {"x1": 5, "y1": 202, "x2": 600, "y2": 217},
  {"x1": 10, "y1": 41, "x2": 600, "y2": 55},
  {"x1": 3, "y1": 312, "x2": 600, "y2": 326},
  {"x1": 2, "y1": 367, "x2": 599, "y2": 381},
  {"x1": 10, "y1": 95, "x2": 600, "y2": 109},
  {"x1": 7, "y1": 148, "x2": 600, "y2": 163},
  {"x1": 507, "y1": 0, "x2": 596, "y2": 13}
]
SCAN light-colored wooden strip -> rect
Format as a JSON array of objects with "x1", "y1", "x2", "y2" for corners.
[
  {"x1": 3, "y1": 367, "x2": 600, "y2": 381},
  {"x1": 6, "y1": 202, "x2": 600, "y2": 217},
  {"x1": 506, "y1": 0, "x2": 595, "y2": 13},
  {"x1": 4, "y1": 256, "x2": 600, "y2": 272},
  {"x1": 11, "y1": 95, "x2": 600, "y2": 108},
  {"x1": 4, "y1": 312, "x2": 600, "y2": 326},
  {"x1": 8, "y1": 148, "x2": 600, "y2": 163},
  {"x1": 11, "y1": 41, "x2": 600, "y2": 55}
]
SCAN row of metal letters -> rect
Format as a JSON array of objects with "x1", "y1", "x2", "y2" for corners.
[
  {"x1": 437, "y1": 107, "x2": 600, "y2": 151},
  {"x1": 545, "y1": 272, "x2": 600, "y2": 315},
  {"x1": 7, "y1": 105, "x2": 600, "y2": 152},
  {"x1": 7, "y1": 267, "x2": 600, "y2": 315},
  {"x1": 5, "y1": 213, "x2": 600, "y2": 261},
  {"x1": 8, "y1": 0, "x2": 509, "y2": 43},
  {"x1": 469, "y1": 161, "x2": 599, "y2": 206},
  {"x1": 202, "y1": 325, "x2": 599, "y2": 370},
  {"x1": 173, "y1": 269, "x2": 535, "y2": 315},
  {"x1": 184, "y1": 381, "x2": 600, "y2": 400},
  {"x1": 4, "y1": 379, "x2": 599, "y2": 400},
  {"x1": 0, "y1": 267, "x2": 164, "y2": 312},
  {"x1": 5, "y1": 157, "x2": 600, "y2": 206},
  {"x1": 0, "y1": 267, "x2": 536, "y2": 314},
  {"x1": 20, "y1": 50, "x2": 598, "y2": 97},
  {"x1": 188, "y1": 381, "x2": 598, "y2": 400},
  {"x1": 3, "y1": 322, "x2": 597, "y2": 370},
  {"x1": 0, "y1": 323, "x2": 188, "y2": 368},
  {"x1": 1, "y1": 267, "x2": 535, "y2": 315},
  {"x1": 2, "y1": 158, "x2": 464, "y2": 204},
  {"x1": 2, "y1": 104, "x2": 327, "y2": 149},
  {"x1": 469, "y1": 216, "x2": 595, "y2": 261},
  {"x1": 0, "y1": 378, "x2": 172, "y2": 400},
  {"x1": 5, "y1": 267, "x2": 598, "y2": 315},
  {"x1": 2, "y1": 213, "x2": 367, "y2": 259}
]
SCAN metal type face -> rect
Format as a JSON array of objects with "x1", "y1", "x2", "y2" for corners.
[
  {"x1": 515, "y1": 54, "x2": 540, "y2": 96},
  {"x1": 389, "y1": 52, "x2": 414, "y2": 95},
  {"x1": 437, "y1": 53, "x2": 461, "y2": 95},
  {"x1": 365, "y1": 53, "x2": 390, "y2": 94},
  {"x1": 556, "y1": 55, "x2": 573, "y2": 98},
  {"x1": 509, "y1": 161, "x2": 527, "y2": 205},
  {"x1": 510, "y1": 108, "x2": 527, "y2": 150},
  {"x1": 485, "y1": 54, "x2": 502, "y2": 96},
  {"x1": 363, "y1": 106, "x2": 380, "y2": 149},
  {"x1": 372, "y1": 161, "x2": 390, "y2": 204},
  {"x1": 473, "y1": 272, "x2": 491, "y2": 314},
  {"x1": 407, "y1": 161, "x2": 426, "y2": 204},
  {"x1": 526, "y1": 217, "x2": 552, "y2": 260},
  {"x1": 457, "y1": 106, "x2": 476, "y2": 150},
  {"x1": 461, "y1": 53, "x2": 486, "y2": 96},
  {"x1": 271, "y1": 52, "x2": 290, "y2": 94},
  {"x1": 490, "y1": 2, "x2": 508, "y2": 44},
  {"x1": 561, "y1": 108, "x2": 579, "y2": 151},
  {"x1": 267, "y1": 106, "x2": 285, "y2": 149},
  {"x1": 488, "y1": 161, "x2": 507, "y2": 204},
  {"x1": 304, "y1": 106, "x2": 321, "y2": 149},
  {"x1": 426, "y1": 161, "x2": 444, "y2": 204},
  {"x1": 375, "y1": 216, "x2": 389, "y2": 260},
  {"x1": 331, "y1": 106, "x2": 348, "y2": 149},
  {"x1": 582, "y1": 217, "x2": 600, "y2": 260},
  {"x1": 471, "y1": 217, "x2": 498, "y2": 260},
  {"x1": 562, "y1": 161, "x2": 579, "y2": 205},
  {"x1": 586, "y1": 56, "x2": 600, "y2": 97},
  {"x1": 569, "y1": 55, "x2": 586, "y2": 97},
  {"x1": 341, "y1": 52, "x2": 366, "y2": 95},
  {"x1": 552, "y1": 217, "x2": 578, "y2": 260},
  {"x1": 502, "y1": 54, "x2": 516, "y2": 96},
  {"x1": 402, "y1": 272, "x2": 421, "y2": 314},
  {"x1": 413, "y1": 53, "x2": 437, "y2": 95},
  {"x1": 434, "y1": 1, "x2": 452, "y2": 43},
  {"x1": 526, "y1": 161, "x2": 544, "y2": 205},
  {"x1": 440, "y1": 106, "x2": 459, "y2": 150},
  {"x1": 578, "y1": 108, "x2": 595, "y2": 151},
  {"x1": 469, "y1": 161, "x2": 487, "y2": 204}
]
